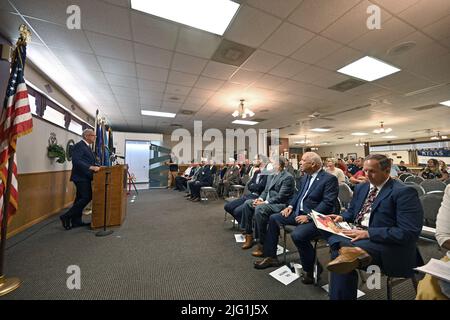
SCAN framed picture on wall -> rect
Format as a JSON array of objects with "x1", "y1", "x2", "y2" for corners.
[{"x1": 347, "y1": 153, "x2": 357, "y2": 159}]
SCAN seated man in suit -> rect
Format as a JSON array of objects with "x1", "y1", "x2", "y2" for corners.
[
  {"x1": 188, "y1": 159, "x2": 213, "y2": 202},
  {"x1": 60, "y1": 129, "x2": 100, "y2": 230},
  {"x1": 254, "y1": 152, "x2": 339, "y2": 282},
  {"x1": 174, "y1": 161, "x2": 196, "y2": 191},
  {"x1": 185, "y1": 162, "x2": 203, "y2": 198},
  {"x1": 220, "y1": 159, "x2": 241, "y2": 198},
  {"x1": 240, "y1": 157, "x2": 295, "y2": 256},
  {"x1": 324, "y1": 154, "x2": 423, "y2": 300},
  {"x1": 224, "y1": 155, "x2": 268, "y2": 224}
]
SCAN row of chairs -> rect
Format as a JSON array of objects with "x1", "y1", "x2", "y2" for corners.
[{"x1": 400, "y1": 172, "x2": 450, "y2": 185}]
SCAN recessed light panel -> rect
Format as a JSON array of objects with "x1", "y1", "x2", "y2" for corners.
[
  {"x1": 337, "y1": 56, "x2": 400, "y2": 81},
  {"x1": 141, "y1": 110, "x2": 176, "y2": 118}
]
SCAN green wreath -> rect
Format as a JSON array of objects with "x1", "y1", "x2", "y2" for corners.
[{"x1": 47, "y1": 144, "x2": 66, "y2": 163}]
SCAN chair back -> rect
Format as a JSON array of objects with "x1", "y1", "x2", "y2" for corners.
[
  {"x1": 404, "y1": 175, "x2": 425, "y2": 184},
  {"x1": 420, "y1": 179, "x2": 447, "y2": 194},
  {"x1": 338, "y1": 183, "x2": 353, "y2": 209},
  {"x1": 445, "y1": 178, "x2": 450, "y2": 185},
  {"x1": 399, "y1": 173, "x2": 413, "y2": 182},
  {"x1": 404, "y1": 182, "x2": 425, "y2": 197},
  {"x1": 420, "y1": 193, "x2": 444, "y2": 228}
]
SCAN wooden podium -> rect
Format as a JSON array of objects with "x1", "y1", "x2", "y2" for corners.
[{"x1": 91, "y1": 165, "x2": 128, "y2": 229}]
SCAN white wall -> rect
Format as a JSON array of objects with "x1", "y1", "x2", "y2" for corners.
[
  {"x1": 316, "y1": 144, "x2": 365, "y2": 159},
  {"x1": 113, "y1": 131, "x2": 163, "y2": 157},
  {"x1": 16, "y1": 117, "x2": 81, "y2": 174}
]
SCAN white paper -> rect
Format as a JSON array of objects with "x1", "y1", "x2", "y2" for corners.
[
  {"x1": 234, "y1": 234, "x2": 245, "y2": 243},
  {"x1": 322, "y1": 284, "x2": 365, "y2": 298},
  {"x1": 276, "y1": 245, "x2": 288, "y2": 256},
  {"x1": 269, "y1": 265, "x2": 299, "y2": 286},
  {"x1": 422, "y1": 226, "x2": 436, "y2": 233},
  {"x1": 414, "y1": 258, "x2": 450, "y2": 282}
]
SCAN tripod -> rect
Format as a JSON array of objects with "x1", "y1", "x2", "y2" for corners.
[{"x1": 127, "y1": 170, "x2": 139, "y2": 195}]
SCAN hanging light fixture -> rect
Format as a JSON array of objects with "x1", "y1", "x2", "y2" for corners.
[
  {"x1": 430, "y1": 131, "x2": 448, "y2": 140},
  {"x1": 232, "y1": 99, "x2": 255, "y2": 119},
  {"x1": 373, "y1": 121, "x2": 392, "y2": 134}
]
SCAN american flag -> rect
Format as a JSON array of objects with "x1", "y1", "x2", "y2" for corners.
[{"x1": 0, "y1": 42, "x2": 33, "y2": 222}]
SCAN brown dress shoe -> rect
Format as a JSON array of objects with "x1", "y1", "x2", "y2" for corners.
[
  {"x1": 254, "y1": 257, "x2": 281, "y2": 269},
  {"x1": 327, "y1": 246, "x2": 372, "y2": 274},
  {"x1": 241, "y1": 234, "x2": 254, "y2": 249},
  {"x1": 251, "y1": 245, "x2": 264, "y2": 257}
]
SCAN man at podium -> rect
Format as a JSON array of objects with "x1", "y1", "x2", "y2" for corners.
[{"x1": 59, "y1": 129, "x2": 100, "y2": 230}]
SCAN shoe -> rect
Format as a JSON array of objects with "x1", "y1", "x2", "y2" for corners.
[
  {"x1": 241, "y1": 234, "x2": 254, "y2": 249},
  {"x1": 184, "y1": 194, "x2": 191, "y2": 198},
  {"x1": 301, "y1": 263, "x2": 323, "y2": 285},
  {"x1": 251, "y1": 245, "x2": 264, "y2": 257},
  {"x1": 59, "y1": 216, "x2": 71, "y2": 230},
  {"x1": 327, "y1": 247, "x2": 372, "y2": 274},
  {"x1": 191, "y1": 197, "x2": 200, "y2": 202},
  {"x1": 254, "y1": 257, "x2": 281, "y2": 270},
  {"x1": 71, "y1": 222, "x2": 91, "y2": 228}
]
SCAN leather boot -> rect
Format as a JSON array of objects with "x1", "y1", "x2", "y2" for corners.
[
  {"x1": 251, "y1": 244, "x2": 264, "y2": 257},
  {"x1": 327, "y1": 246, "x2": 372, "y2": 274},
  {"x1": 241, "y1": 234, "x2": 253, "y2": 249}
]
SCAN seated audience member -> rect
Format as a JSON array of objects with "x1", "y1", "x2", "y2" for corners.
[
  {"x1": 322, "y1": 154, "x2": 423, "y2": 300},
  {"x1": 389, "y1": 158, "x2": 400, "y2": 178},
  {"x1": 349, "y1": 167, "x2": 368, "y2": 185},
  {"x1": 397, "y1": 160, "x2": 409, "y2": 173},
  {"x1": 185, "y1": 162, "x2": 203, "y2": 198},
  {"x1": 224, "y1": 156, "x2": 268, "y2": 224},
  {"x1": 240, "y1": 157, "x2": 295, "y2": 256},
  {"x1": 188, "y1": 159, "x2": 214, "y2": 202},
  {"x1": 346, "y1": 158, "x2": 358, "y2": 177},
  {"x1": 254, "y1": 153, "x2": 339, "y2": 283},
  {"x1": 248, "y1": 156, "x2": 260, "y2": 179},
  {"x1": 337, "y1": 158, "x2": 348, "y2": 175},
  {"x1": 416, "y1": 184, "x2": 450, "y2": 300},
  {"x1": 438, "y1": 160, "x2": 449, "y2": 181},
  {"x1": 421, "y1": 159, "x2": 443, "y2": 180},
  {"x1": 325, "y1": 158, "x2": 346, "y2": 184},
  {"x1": 174, "y1": 161, "x2": 196, "y2": 191},
  {"x1": 285, "y1": 159, "x2": 295, "y2": 176},
  {"x1": 220, "y1": 159, "x2": 241, "y2": 198}
]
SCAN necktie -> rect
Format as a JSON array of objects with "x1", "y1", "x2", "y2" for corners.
[
  {"x1": 354, "y1": 186, "x2": 378, "y2": 226},
  {"x1": 295, "y1": 174, "x2": 311, "y2": 215}
]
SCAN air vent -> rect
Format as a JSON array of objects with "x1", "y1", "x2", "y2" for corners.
[
  {"x1": 170, "y1": 124, "x2": 182, "y2": 127},
  {"x1": 288, "y1": 133, "x2": 296, "y2": 136},
  {"x1": 169, "y1": 96, "x2": 180, "y2": 101},
  {"x1": 387, "y1": 41, "x2": 416, "y2": 56},
  {"x1": 320, "y1": 126, "x2": 333, "y2": 129},
  {"x1": 337, "y1": 137, "x2": 344, "y2": 140},
  {"x1": 328, "y1": 79, "x2": 366, "y2": 92},
  {"x1": 180, "y1": 110, "x2": 195, "y2": 115},
  {"x1": 211, "y1": 39, "x2": 256, "y2": 67},
  {"x1": 412, "y1": 104, "x2": 441, "y2": 111}
]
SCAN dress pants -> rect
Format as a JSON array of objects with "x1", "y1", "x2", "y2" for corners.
[
  {"x1": 61, "y1": 181, "x2": 92, "y2": 225},
  {"x1": 224, "y1": 194, "x2": 258, "y2": 224},
  {"x1": 190, "y1": 181, "x2": 210, "y2": 198},
  {"x1": 263, "y1": 213, "x2": 297, "y2": 258},
  {"x1": 175, "y1": 176, "x2": 187, "y2": 191}
]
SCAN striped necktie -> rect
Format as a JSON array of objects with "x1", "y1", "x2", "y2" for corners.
[{"x1": 354, "y1": 186, "x2": 378, "y2": 226}]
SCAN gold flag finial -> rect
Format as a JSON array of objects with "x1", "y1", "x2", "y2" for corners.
[{"x1": 17, "y1": 24, "x2": 31, "y2": 45}]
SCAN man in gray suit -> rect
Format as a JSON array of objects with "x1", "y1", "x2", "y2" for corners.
[{"x1": 240, "y1": 157, "x2": 295, "y2": 257}]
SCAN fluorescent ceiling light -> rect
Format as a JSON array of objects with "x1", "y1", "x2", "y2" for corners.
[
  {"x1": 232, "y1": 120, "x2": 258, "y2": 126},
  {"x1": 337, "y1": 56, "x2": 401, "y2": 81},
  {"x1": 141, "y1": 110, "x2": 176, "y2": 118},
  {"x1": 351, "y1": 132, "x2": 369, "y2": 136},
  {"x1": 440, "y1": 100, "x2": 450, "y2": 107},
  {"x1": 310, "y1": 128, "x2": 331, "y2": 132},
  {"x1": 382, "y1": 135, "x2": 397, "y2": 139},
  {"x1": 295, "y1": 140, "x2": 312, "y2": 144},
  {"x1": 131, "y1": 0, "x2": 240, "y2": 36}
]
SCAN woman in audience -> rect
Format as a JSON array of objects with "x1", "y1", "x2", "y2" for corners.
[
  {"x1": 438, "y1": 160, "x2": 449, "y2": 181},
  {"x1": 416, "y1": 184, "x2": 450, "y2": 300},
  {"x1": 421, "y1": 158, "x2": 443, "y2": 179},
  {"x1": 325, "y1": 158, "x2": 346, "y2": 184}
]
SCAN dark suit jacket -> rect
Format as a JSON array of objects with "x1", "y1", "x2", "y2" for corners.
[
  {"x1": 339, "y1": 179, "x2": 424, "y2": 276},
  {"x1": 259, "y1": 170, "x2": 295, "y2": 205},
  {"x1": 198, "y1": 165, "x2": 213, "y2": 185},
  {"x1": 290, "y1": 170, "x2": 339, "y2": 215},
  {"x1": 70, "y1": 140, "x2": 96, "y2": 182},
  {"x1": 247, "y1": 170, "x2": 267, "y2": 195}
]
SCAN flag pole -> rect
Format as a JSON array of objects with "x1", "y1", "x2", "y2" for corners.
[{"x1": 0, "y1": 24, "x2": 31, "y2": 296}]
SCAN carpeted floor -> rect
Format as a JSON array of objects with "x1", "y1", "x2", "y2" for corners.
[{"x1": 0, "y1": 189, "x2": 443, "y2": 300}]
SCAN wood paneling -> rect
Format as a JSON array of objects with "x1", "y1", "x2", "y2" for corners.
[{"x1": 6, "y1": 170, "x2": 75, "y2": 238}]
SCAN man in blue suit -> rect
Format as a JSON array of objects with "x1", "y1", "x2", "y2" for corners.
[
  {"x1": 254, "y1": 152, "x2": 339, "y2": 282},
  {"x1": 189, "y1": 159, "x2": 214, "y2": 202},
  {"x1": 60, "y1": 129, "x2": 100, "y2": 230},
  {"x1": 324, "y1": 154, "x2": 423, "y2": 300}
]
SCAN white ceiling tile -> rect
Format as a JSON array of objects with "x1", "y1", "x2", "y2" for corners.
[
  {"x1": 167, "y1": 71, "x2": 199, "y2": 87},
  {"x1": 293, "y1": 65, "x2": 335, "y2": 83},
  {"x1": 97, "y1": 56, "x2": 136, "y2": 77},
  {"x1": 321, "y1": 1, "x2": 392, "y2": 45},
  {"x1": 85, "y1": 31, "x2": 134, "y2": 61},
  {"x1": 163, "y1": 92, "x2": 187, "y2": 103},
  {"x1": 136, "y1": 64, "x2": 169, "y2": 82},
  {"x1": 165, "y1": 84, "x2": 192, "y2": 96},
  {"x1": 176, "y1": 27, "x2": 222, "y2": 59},
  {"x1": 246, "y1": 0, "x2": 303, "y2": 18},
  {"x1": 52, "y1": 48, "x2": 102, "y2": 72},
  {"x1": 291, "y1": 35, "x2": 343, "y2": 64},
  {"x1": 288, "y1": 0, "x2": 361, "y2": 33},
  {"x1": 8, "y1": 0, "x2": 71, "y2": 25},
  {"x1": 171, "y1": 53, "x2": 208, "y2": 74},
  {"x1": 189, "y1": 88, "x2": 215, "y2": 99},
  {"x1": 404, "y1": 52, "x2": 450, "y2": 83},
  {"x1": 311, "y1": 72, "x2": 350, "y2": 88},
  {"x1": 131, "y1": 11, "x2": 178, "y2": 50},
  {"x1": 106, "y1": 74, "x2": 138, "y2": 88},
  {"x1": 373, "y1": 71, "x2": 439, "y2": 94},
  {"x1": 138, "y1": 79, "x2": 166, "y2": 93},
  {"x1": 399, "y1": 0, "x2": 450, "y2": 29},
  {"x1": 139, "y1": 96, "x2": 163, "y2": 108},
  {"x1": 423, "y1": 15, "x2": 450, "y2": 40},
  {"x1": 195, "y1": 77, "x2": 225, "y2": 91},
  {"x1": 102, "y1": 0, "x2": 129, "y2": 7},
  {"x1": 112, "y1": 86, "x2": 139, "y2": 99},
  {"x1": 224, "y1": 5, "x2": 282, "y2": 48},
  {"x1": 241, "y1": 50, "x2": 284, "y2": 73},
  {"x1": 230, "y1": 69, "x2": 263, "y2": 85},
  {"x1": 202, "y1": 61, "x2": 238, "y2": 80},
  {"x1": 268, "y1": 58, "x2": 309, "y2": 78},
  {"x1": 134, "y1": 43, "x2": 173, "y2": 68},
  {"x1": 317, "y1": 46, "x2": 364, "y2": 71},
  {"x1": 371, "y1": 0, "x2": 420, "y2": 14},
  {"x1": 253, "y1": 74, "x2": 287, "y2": 89},
  {"x1": 260, "y1": 22, "x2": 315, "y2": 56},
  {"x1": 348, "y1": 17, "x2": 416, "y2": 56},
  {"x1": 67, "y1": 68, "x2": 109, "y2": 85},
  {"x1": 161, "y1": 101, "x2": 183, "y2": 110},
  {"x1": 78, "y1": 0, "x2": 132, "y2": 39}
]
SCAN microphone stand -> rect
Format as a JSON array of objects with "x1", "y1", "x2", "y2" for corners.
[{"x1": 96, "y1": 169, "x2": 113, "y2": 237}]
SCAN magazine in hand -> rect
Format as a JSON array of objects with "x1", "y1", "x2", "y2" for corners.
[{"x1": 309, "y1": 210, "x2": 352, "y2": 239}]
